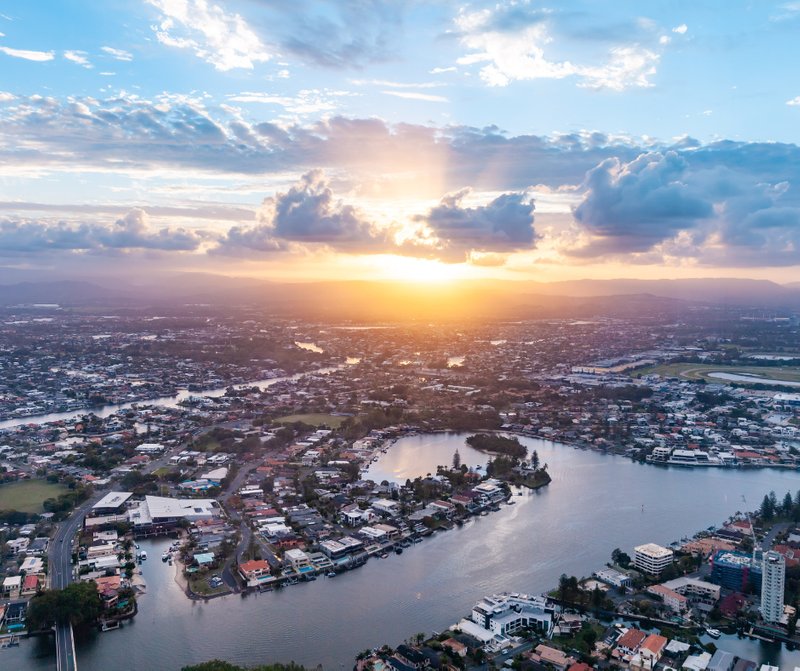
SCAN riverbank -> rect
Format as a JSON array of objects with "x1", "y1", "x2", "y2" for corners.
[{"x1": 20, "y1": 438, "x2": 800, "y2": 671}]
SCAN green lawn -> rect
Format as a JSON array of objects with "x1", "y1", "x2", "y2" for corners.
[
  {"x1": 0, "y1": 480, "x2": 70, "y2": 513},
  {"x1": 274, "y1": 413, "x2": 346, "y2": 428},
  {"x1": 188, "y1": 573, "x2": 230, "y2": 597}
]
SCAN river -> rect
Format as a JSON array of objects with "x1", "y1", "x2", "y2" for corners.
[
  {"x1": 10, "y1": 433, "x2": 800, "y2": 670},
  {"x1": 0, "y1": 365, "x2": 345, "y2": 431}
]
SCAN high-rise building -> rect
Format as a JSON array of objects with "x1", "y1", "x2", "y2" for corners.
[
  {"x1": 634, "y1": 543, "x2": 674, "y2": 575},
  {"x1": 760, "y1": 551, "x2": 785, "y2": 623}
]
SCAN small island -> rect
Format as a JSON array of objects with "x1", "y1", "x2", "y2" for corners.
[
  {"x1": 465, "y1": 433, "x2": 527, "y2": 458},
  {"x1": 466, "y1": 433, "x2": 551, "y2": 489}
]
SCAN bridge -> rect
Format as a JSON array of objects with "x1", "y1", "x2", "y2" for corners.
[{"x1": 48, "y1": 495, "x2": 103, "y2": 670}]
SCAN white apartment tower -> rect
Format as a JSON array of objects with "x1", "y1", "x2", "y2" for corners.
[
  {"x1": 634, "y1": 543, "x2": 674, "y2": 575},
  {"x1": 760, "y1": 551, "x2": 785, "y2": 624}
]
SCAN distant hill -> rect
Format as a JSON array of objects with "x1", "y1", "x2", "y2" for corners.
[
  {"x1": 523, "y1": 278, "x2": 800, "y2": 306},
  {"x1": 0, "y1": 281, "x2": 130, "y2": 306},
  {"x1": 0, "y1": 275, "x2": 797, "y2": 318}
]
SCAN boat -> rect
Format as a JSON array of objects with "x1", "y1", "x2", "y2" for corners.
[
  {"x1": 395, "y1": 548, "x2": 403, "y2": 555},
  {"x1": 162, "y1": 552, "x2": 170, "y2": 562},
  {"x1": 138, "y1": 550, "x2": 147, "y2": 560},
  {"x1": 326, "y1": 571, "x2": 336, "y2": 577},
  {"x1": 100, "y1": 621, "x2": 121, "y2": 632},
  {"x1": 380, "y1": 553, "x2": 389, "y2": 558},
  {"x1": 413, "y1": 537, "x2": 422, "y2": 544},
  {"x1": 706, "y1": 628, "x2": 721, "y2": 638}
]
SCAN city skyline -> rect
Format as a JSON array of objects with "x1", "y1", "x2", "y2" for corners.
[{"x1": 1, "y1": 1, "x2": 799, "y2": 283}]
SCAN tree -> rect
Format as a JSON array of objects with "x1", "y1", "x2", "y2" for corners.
[
  {"x1": 452, "y1": 449, "x2": 461, "y2": 470},
  {"x1": 761, "y1": 493, "x2": 775, "y2": 521},
  {"x1": 581, "y1": 626, "x2": 598, "y2": 652},
  {"x1": 531, "y1": 450, "x2": 540, "y2": 470},
  {"x1": 783, "y1": 491, "x2": 794, "y2": 517},
  {"x1": 612, "y1": 548, "x2": 631, "y2": 568},
  {"x1": 27, "y1": 581, "x2": 104, "y2": 631}
]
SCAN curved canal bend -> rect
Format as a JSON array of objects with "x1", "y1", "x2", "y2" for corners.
[{"x1": 13, "y1": 433, "x2": 800, "y2": 671}]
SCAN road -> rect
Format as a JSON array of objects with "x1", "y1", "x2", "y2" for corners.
[{"x1": 48, "y1": 493, "x2": 105, "y2": 671}]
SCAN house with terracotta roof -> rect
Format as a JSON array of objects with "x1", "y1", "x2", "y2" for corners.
[
  {"x1": 239, "y1": 559, "x2": 271, "y2": 584},
  {"x1": 639, "y1": 634, "x2": 668, "y2": 664},
  {"x1": 616, "y1": 628, "x2": 647, "y2": 656},
  {"x1": 21, "y1": 574, "x2": 40, "y2": 595},
  {"x1": 530, "y1": 644, "x2": 575, "y2": 671},
  {"x1": 647, "y1": 584, "x2": 688, "y2": 612}
]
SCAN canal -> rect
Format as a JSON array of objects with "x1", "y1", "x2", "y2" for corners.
[{"x1": 11, "y1": 433, "x2": 800, "y2": 670}]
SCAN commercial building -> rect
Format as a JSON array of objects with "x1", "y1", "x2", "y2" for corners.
[
  {"x1": 760, "y1": 551, "x2": 785, "y2": 623},
  {"x1": 634, "y1": 544, "x2": 674, "y2": 575},
  {"x1": 128, "y1": 495, "x2": 221, "y2": 534},
  {"x1": 464, "y1": 592, "x2": 555, "y2": 639},
  {"x1": 710, "y1": 551, "x2": 762, "y2": 593}
]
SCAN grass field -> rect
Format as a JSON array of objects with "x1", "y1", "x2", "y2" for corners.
[
  {"x1": 634, "y1": 363, "x2": 800, "y2": 386},
  {"x1": 274, "y1": 413, "x2": 347, "y2": 428},
  {"x1": 0, "y1": 480, "x2": 70, "y2": 513}
]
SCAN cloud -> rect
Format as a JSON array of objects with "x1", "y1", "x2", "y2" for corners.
[
  {"x1": 101, "y1": 46, "x2": 133, "y2": 61},
  {"x1": 672, "y1": 24, "x2": 688, "y2": 34},
  {"x1": 2, "y1": 92, "x2": 800, "y2": 272},
  {"x1": 351, "y1": 79, "x2": 444, "y2": 89},
  {"x1": 228, "y1": 89, "x2": 352, "y2": 115},
  {"x1": 64, "y1": 50, "x2": 92, "y2": 69},
  {"x1": 572, "y1": 151, "x2": 713, "y2": 254},
  {"x1": 414, "y1": 188, "x2": 537, "y2": 259},
  {"x1": 215, "y1": 170, "x2": 392, "y2": 255},
  {"x1": 146, "y1": 0, "x2": 272, "y2": 71},
  {"x1": 0, "y1": 45, "x2": 54, "y2": 61},
  {"x1": 381, "y1": 90, "x2": 448, "y2": 103},
  {"x1": 0, "y1": 208, "x2": 205, "y2": 256},
  {"x1": 570, "y1": 150, "x2": 800, "y2": 266},
  {"x1": 429, "y1": 66, "x2": 457, "y2": 74},
  {"x1": 268, "y1": 0, "x2": 405, "y2": 68},
  {"x1": 787, "y1": 96, "x2": 800, "y2": 106},
  {"x1": 453, "y1": 4, "x2": 662, "y2": 90}
]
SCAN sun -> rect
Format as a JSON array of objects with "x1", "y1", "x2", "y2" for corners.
[{"x1": 367, "y1": 255, "x2": 475, "y2": 283}]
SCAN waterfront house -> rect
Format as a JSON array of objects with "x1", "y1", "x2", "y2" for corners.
[
  {"x1": 395, "y1": 644, "x2": 431, "y2": 669},
  {"x1": 193, "y1": 552, "x2": 215, "y2": 567},
  {"x1": 441, "y1": 639, "x2": 467, "y2": 658},
  {"x1": 284, "y1": 548, "x2": 313, "y2": 573},
  {"x1": 706, "y1": 650, "x2": 735, "y2": 671},
  {"x1": 683, "y1": 652, "x2": 712, "y2": 671}
]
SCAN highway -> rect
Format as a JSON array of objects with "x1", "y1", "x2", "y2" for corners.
[{"x1": 48, "y1": 493, "x2": 104, "y2": 671}]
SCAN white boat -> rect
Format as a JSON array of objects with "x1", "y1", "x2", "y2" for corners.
[
  {"x1": 162, "y1": 552, "x2": 170, "y2": 562},
  {"x1": 706, "y1": 628, "x2": 721, "y2": 638},
  {"x1": 138, "y1": 550, "x2": 147, "y2": 560}
]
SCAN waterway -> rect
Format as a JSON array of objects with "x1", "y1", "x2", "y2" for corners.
[
  {"x1": 0, "y1": 365, "x2": 344, "y2": 431},
  {"x1": 11, "y1": 434, "x2": 800, "y2": 671}
]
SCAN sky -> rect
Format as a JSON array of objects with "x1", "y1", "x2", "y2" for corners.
[{"x1": 0, "y1": 0, "x2": 799, "y2": 284}]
